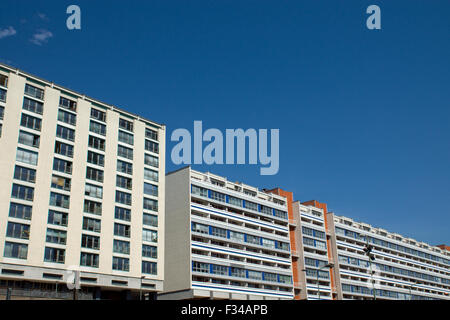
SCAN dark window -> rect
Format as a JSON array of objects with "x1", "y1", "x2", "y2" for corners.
[
  {"x1": 119, "y1": 118, "x2": 133, "y2": 132},
  {"x1": 44, "y1": 247, "x2": 65, "y2": 263},
  {"x1": 21, "y1": 114, "x2": 42, "y2": 131},
  {"x1": 59, "y1": 96, "x2": 77, "y2": 112},
  {"x1": 23, "y1": 97, "x2": 43, "y2": 114},
  {"x1": 14, "y1": 165, "x2": 36, "y2": 183},
  {"x1": 24, "y1": 84, "x2": 44, "y2": 100}
]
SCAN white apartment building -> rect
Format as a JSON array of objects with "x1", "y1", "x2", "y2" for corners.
[
  {"x1": 160, "y1": 167, "x2": 294, "y2": 300},
  {"x1": 0, "y1": 63, "x2": 165, "y2": 299}
]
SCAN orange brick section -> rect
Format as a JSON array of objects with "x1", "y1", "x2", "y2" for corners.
[{"x1": 437, "y1": 244, "x2": 450, "y2": 251}]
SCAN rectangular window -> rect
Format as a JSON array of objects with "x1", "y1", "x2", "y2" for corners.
[
  {"x1": 25, "y1": 84, "x2": 44, "y2": 100},
  {"x1": 6, "y1": 222, "x2": 30, "y2": 239},
  {"x1": 192, "y1": 262, "x2": 209, "y2": 273},
  {"x1": 51, "y1": 175, "x2": 71, "y2": 191},
  {"x1": 49, "y1": 192, "x2": 70, "y2": 209},
  {"x1": 80, "y1": 252, "x2": 99, "y2": 268},
  {"x1": 113, "y1": 257, "x2": 129, "y2": 271},
  {"x1": 116, "y1": 175, "x2": 132, "y2": 190},
  {"x1": 117, "y1": 145, "x2": 133, "y2": 160},
  {"x1": 58, "y1": 109, "x2": 77, "y2": 125},
  {"x1": 0, "y1": 74, "x2": 7, "y2": 87},
  {"x1": 9, "y1": 203, "x2": 32, "y2": 220},
  {"x1": 246, "y1": 234, "x2": 260, "y2": 245},
  {"x1": 21, "y1": 113, "x2": 42, "y2": 131},
  {"x1": 59, "y1": 97, "x2": 77, "y2": 112},
  {"x1": 0, "y1": 106, "x2": 3, "y2": 120},
  {"x1": 228, "y1": 196, "x2": 243, "y2": 207},
  {"x1": 11, "y1": 184, "x2": 34, "y2": 201},
  {"x1": 144, "y1": 154, "x2": 159, "y2": 168},
  {"x1": 116, "y1": 191, "x2": 131, "y2": 205},
  {"x1": 278, "y1": 242, "x2": 290, "y2": 251},
  {"x1": 113, "y1": 240, "x2": 130, "y2": 254},
  {"x1": 262, "y1": 238, "x2": 276, "y2": 249},
  {"x1": 82, "y1": 217, "x2": 101, "y2": 233},
  {"x1": 44, "y1": 247, "x2": 65, "y2": 263},
  {"x1": 14, "y1": 165, "x2": 36, "y2": 183},
  {"x1": 114, "y1": 223, "x2": 131, "y2": 238},
  {"x1": 260, "y1": 205, "x2": 272, "y2": 216},
  {"x1": 264, "y1": 272, "x2": 278, "y2": 282},
  {"x1": 143, "y1": 183, "x2": 158, "y2": 196},
  {"x1": 56, "y1": 125, "x2": 75, "y2": 141},
  {"x1": 53, "y1": 158, "x2": 72, "y2": 174},
  {"x1": 87, "y1": 151, "x2": 104, "y2": 167},
  {"x1": 212, "y1": 265, "x2": 228, "y2": 275},
  {"x1": 231, "y1": 267, "x2": 246, "y2": 278},
  {"x1": 18, "y1": 131, "x2": 40, "y2": 148},
  {"x1": 248, "y1": 270, "x2": 263, "y2": 280},
  {"x1": 144, "y1": 168, "x2": 158, "y2": 182},
  {"x1": 144, "y1": 140, "x2": 159, "y2": 154},
  {"x1": 90, "y1": 108, "x2": 106, "y2": 122},
  {"x1": 145, "y1": 128, "x2": 158, "y2": 141},
  {"x1": 143, "y1": 213, "x2": 158, "y2": 227},
  {"x1": 46, "y1": 228, "x2": 67, "y2": 245},
  {"x1": 274, "y1": 209, "x2": 287, "y2": 220},
  {"x1": 211, "y1": 227, "x2": 227, "y2": 238},
  {"x1": 85, "y1": 183, "x2": 103, "y2": 199},
  {"x1": 89, "y1": 120, "x2": 106, "y2": 136},
  {"x1": 115, "y1": 206, "x2": 131, "y2": 222},
  {"x1": 117, "y1": 160, "x2": 132, "y2": 175},
  {"x1": 4, "y1": 242, "x2": 28, "y2": 259},
  {"x1": 86, "y1": 167, "x2": 104, "y2": 183},
  {"x1": 88, "y1": 135, "x2": 105, "y2": 151},
  {"x1": 278, "y1": 275, "x2": 292, "y2": 284},
  {"x1": 118, "y1": 130, "x2": 134, "y2": 145},
  {"x1": 229, "y1": 231, "x2": 245, "y2": 243},
  {"x1": 0, "y1": 88, "x2": 6, "y2": 102},
  {"x1": 142, "y1": 261, "x2": 157, "y2": 275},
  {"x1": 245, "y1": 201, "x2": 258, "y2": 211},
  {"x1": 143, "y1": 198, "x2": 158, "y2": 211},
  {"x1": 23, "y1": 97, "x2": 43, "y2": 114},
  {"x1": 192, "y1": 185, "x2": 208, "y2": 197},
  {"x1": 210, "y1": 191, "x2": 225, "y2": 202},
  {"x1": 84, "y1": 199, "x2": 102, "y2": 215},
  {"x1": 48, "y1": 210, "x2": 68, "y2": 227},
  {"x1": 142, "y1": 229, "x2": 158, "y2": 243},
  {"x1": 54, "y1": 141, "x2": 74, "y2": 158},
  {"x1": 142, "y1": 245, "x2": 157, "y2": 259},
  {"x1": 119, "y1": 118, "x2": 133, "y2": 132},
  {"x1": 81, "y1": 234, "x2": 100, "y2": 250}
]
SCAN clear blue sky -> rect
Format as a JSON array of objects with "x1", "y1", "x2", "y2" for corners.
[{"x1": 1, "y1": 1, "x2": 449, "y2": 245}]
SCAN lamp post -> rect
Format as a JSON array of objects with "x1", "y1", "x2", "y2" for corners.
[{"x1": 317, "y1": 263, "x2": 334, "y2": 300}]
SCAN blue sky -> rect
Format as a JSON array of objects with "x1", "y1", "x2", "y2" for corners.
[{"x1": 1, "y1": 1, "x2": 449, "y2": 245}]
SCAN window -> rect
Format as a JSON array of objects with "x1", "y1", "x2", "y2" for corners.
[
  {"x1": 117, "y1": 145, "x2": 133, "y2": 160},
  {"x1": 210, "y1": 191, "x2": 225, "y2": 202},
  {"x1": 7, "y1": 222, "x2": 30, "y2": 239},
  {"x1": 44, "y1": 247, "x2": 65, "y2": 263},
  {"x1": 25, "y1": 83, "x2": 44, "y2": 99},
  {"x1": 302, "y1": 227, "x2": 313, "y2": 237},
  {"x1": 81, "y1": 234, "x2": 100, "y2": 250},
  {"x1": 278, "y1": 242, "x2": 290, "y2": 251},
  {"x1": 48, "y1": 210, "x2": 68, "y2": 227},
  {"x1": 82, "y1": 217, "x2": 101, "y2": 233},
  {"x1": 88, "y1": 135, "x2": 105, "y2": 151},
  {"x1": 262, "y1": 238, "x2": 275, "y2": 249},
  {"x1": 23, "y1": 97, "x2": 43, "y2": 114},
  {"x1": 114, "y1": 223, "x2": 131, "y2": 238},
  {"x1": 303, "y1": 237, "x2": 315, "y2": 247},
  {"x1": 145, "y1": 140, "x2": 159, "y2": 154},
  {"x1": 59, "y1": 97, "x2": 77, "y2": 112},
  {"x1": 89, "y1": 120, "x2": 106, "y2": 136},
  {"x1": 4, "y1": 242, "x2": 28, "y2": 259},
  {"x1": 21, "y1": 114, "x2": 41, "y2": 131},
  {"x1": 142, "y1": 245, "x2": 157, "y2": 259},
  {"x1": 142, "y1": 261, "x2": 157, "y2": 275},
  {"x1": 54, "y1": 141, "x2": 73, "y2": 158},
  {"x1": 18, "y1": 131, "x2": 40, "y2": 148},
  {"x1": 14, "y1": 165, "x2": 36, "y2": 183},
  {"x1": 264, "y1": 272, "x2": 277, "y2": 282},
  {"x1": 245, "y1": 201, "x2": 258, "y2": 211},
  {"x1": 228, "y1": 196, "x2": 243, "y2": 207},
  {"x1": 192, "y1": 185, "x2": 208, "y2": 197},
  {"x1": 115, "y1": 207, "x2": 131, "y2": 222},
  {"x1": 145, "y1": 128, "x2": 158, "y2": 140},
  {"x1": 84, "y1": 199, "x2": 102, "y2": 215},
  {"x1": 260, "y1": 205, "x2": 272, "y2": 216},
  {"x1": 116, "y1": 191, "x2": 131, "y2": 205},
  {"x1": 46, "y1": 228, "x2": 67, "y2": 245},
  {"x1": 229, "y1": 231, "x2": 245, "y2": 243},
  {"x1": 51, "y1": 175, "x2": 71, "y2": 191},
  {"x1": 87, "y1": 151, "x2": 104, "y2": 167},
  {"x1": 143, "y1": 213, "x2": 158, "y2": 227},
  {"x1": 85, "y1": 183, "x2": 103, "y2": 199},
  {"x1": 0, "y1": 106, "x2": 3, "y2": 120},
  {"x1": 80, "y1": 252, "x2": 99, "y2": 268},
  {"x1": 211, "y1": 227, "x2": 227, "y2": 238},
  {"x1": 11, "y1": 184, "x2": 34, "y2": 201},
  {"x1": 86, "y1": 167, "x2": 104, "y2": 183},
  {"x1": 144, "y1": 154, "x2": 159, "y2": 168},
  {"x1": 9, "y1": 203, "x2": 32, "y2": 220},
  {"x1": 248, "y1": 270, "x2": 263, "y2": 280},
  {"x1": 56, "y1": 125, "x2": 75, "y2": 141},
  {"x1": 191, "y1": 222, "x2": 209, "y2": 234},
  {"x1": 119, "y1": 118, "x2": 133, "y2": 132},
  {"x1": 118, "y1": 130, "x2": 134, "y2": 145},
  {"x1": 212, "y1": 265, "x2": 228, "y2": 275},
  {"x1": 143, "y1": 198, "x2": 158, "y2": 211},
  {"x1": 113, "y1": 257, "x2": 129, "y2": 271},
  {"x1": 58, "y1": 109, "x2": 77, "y2": 125},
  {"x1": 90, "y1": 108, "x2": 106, "y2": 122},
  {"x1": 53, "y1": 158, "x2": 72, "y2": 174},
  {"x1": 117, "y1": 160, "x2": 132, "y2": 175},
  {"x1": 113, "y1": 240, "x2": 130, "y2": 254},
  {"x1": 143, "y1": 183, "x2": 158, "y2": 196},
  {"x1": 278, "y1": 275, "x2": 292, "y2": 284},
  {"x1": 49, "y1": 192, "x2": 70, "y2": 209},
  {"x1": 0, "y1": 88, "x2": 6, "y2": 102},
  {"x1": 274, "y1": 209, "x2": 287, "y2": 220},
  {"x1": 193, "y1": 262, "x2": 209, "y2": 273},
  {"x1": 116, "y1": 175, "x2": 132, "y2": 190},
  {"x1": 144, "y1": 168, "x2": 158, "y2": 182},
  {"x1": 0, "y1": 74, "x2": 7, "y2": 87},
  {"x1": 231, "y1": 267, "x2": 246, "y2": 278},
  {"x1": 142, "y1": 229, "x2": 157, "y2": 243},
  {"x1": 246, "y1": 234, "x2": 260, "y2": 245}
]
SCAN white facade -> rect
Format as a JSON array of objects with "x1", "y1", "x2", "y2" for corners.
[{"x1": 0, "y1": 64, "x2": 165, "y2": 299}]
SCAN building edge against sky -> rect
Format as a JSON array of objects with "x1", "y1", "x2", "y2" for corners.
[{"x1": 0, "y1": 63, "x2": 165, "y2": 299}]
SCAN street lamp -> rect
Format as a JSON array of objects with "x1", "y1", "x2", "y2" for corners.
[{"x1": 317, "y1": 263, "x2": 334, "y2": 300}]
